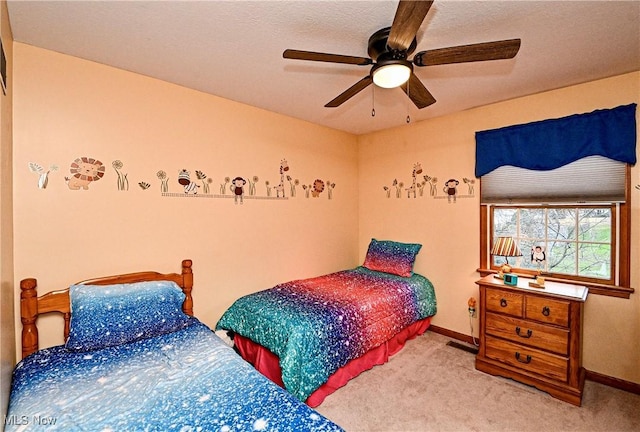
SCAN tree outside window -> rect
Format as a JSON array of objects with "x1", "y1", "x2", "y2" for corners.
[{"x1": 492, "y1": 206, "x2": 613, "y2": 283}]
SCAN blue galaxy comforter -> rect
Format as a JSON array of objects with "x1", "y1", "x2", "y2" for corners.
[
  {"x1": 216, "y1": 266, "x2": 437, "y2": 402},
  {"x1": 6, "y1": 320, "x2": 343, "y2": 431}
]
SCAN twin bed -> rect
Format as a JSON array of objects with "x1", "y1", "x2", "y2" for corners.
[
  {"x1": 8, "y1": 240, "x2": 436, "y2": 430},
  {"x1": 216, "y1": 239, "x2": 437, "y2": 406},
  {"x1": 8, "y1": 260, "x2": 342, "y2": 431}
]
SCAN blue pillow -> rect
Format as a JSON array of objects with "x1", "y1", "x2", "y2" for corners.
[
  {"x1": 362, "y1": 238, "x2": 422, "y2": 277},
  {"x1": 65, "y1": 280, "x2": 192, "y2": 351}
]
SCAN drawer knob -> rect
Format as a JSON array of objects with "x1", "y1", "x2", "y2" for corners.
[
  {"x1": 515, "y1": 352, "x2": 532, "y2": 364},
  {"x1": 515, "y1": 326, "x2": 533, "y2": 338},
  {"x1": 542, "y1": 306, "x2": 551, "y2": 316},
  {"x1": 500, "y1": 298, "x2": 508, "y2": 307}
]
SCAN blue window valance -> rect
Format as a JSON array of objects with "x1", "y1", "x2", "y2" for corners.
[{"x1": 475, "y1": 104, "x2": 637, "y2": 177}]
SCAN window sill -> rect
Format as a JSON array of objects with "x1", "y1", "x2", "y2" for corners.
[{"x1": 476, "y1": 268, "x2": 634, "y2": 299}]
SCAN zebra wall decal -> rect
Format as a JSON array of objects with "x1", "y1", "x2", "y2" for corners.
[{"x1": 178, "y1": 169, "x2": 199, "y2": 194}]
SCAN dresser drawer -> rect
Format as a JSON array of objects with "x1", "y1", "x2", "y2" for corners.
[
  {"x1": 485, "y1": 287, "x2": 523, "y2": 317},
  {"x1": 485, "y1": 312, "x2": 569, "y2": 355},
  {"x1": 484, "y1": 335, "x2": 569, "y2": 382},
  {"x1": 525, "y1": 295, "x2": 570, "y2": 327}
]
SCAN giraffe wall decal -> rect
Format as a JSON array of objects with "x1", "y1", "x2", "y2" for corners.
[
  {"x1": 405, "y1": 162, "x2": 423, "y2": 198},
  {"x1": 272, "y1": 159, "x2": 289, "y2": 198}
]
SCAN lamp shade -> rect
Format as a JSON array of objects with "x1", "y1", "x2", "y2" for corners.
[
  {"x1": 372, "y1": 60, "x2": 412, "y2": 89},
  {"x1": 491, "y1": 236, "x2": 522, "y2": 258}
]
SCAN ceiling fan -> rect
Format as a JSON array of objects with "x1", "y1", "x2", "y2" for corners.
[{"x1": 283, "y1": 0, "x2": 521, "y2": 109}]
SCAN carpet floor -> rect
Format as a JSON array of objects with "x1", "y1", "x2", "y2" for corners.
[{"x1": 315, "y1": 331, "x2": 640, "y2": 431}]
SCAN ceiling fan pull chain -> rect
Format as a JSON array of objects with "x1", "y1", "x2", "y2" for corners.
[
  {"x1": 371, "y1": 85, "x2": 376, "y2": 117},
  {"x1": 406, "y1": 79, "x2": 411, "y2": 123}
]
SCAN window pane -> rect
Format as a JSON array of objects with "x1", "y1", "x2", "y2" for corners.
[
  {"x1": 548, "y1": 240, "x2": 577, "y2": 275},
  {"x1": 548, "y1": 208, "x2": 576, "y2": 241},
  {"x1": 494, "y1": 208, "x2": 516, "y2": 237},
  {"x1": 579, "y1": 243, "x2": 611, "y2": 278},
  {"x1": 578, "y1": 208, "x2": 611, "y2": 242},
  {"x1": 520, "y1": 208, "x2": 545, "y2": 239}
]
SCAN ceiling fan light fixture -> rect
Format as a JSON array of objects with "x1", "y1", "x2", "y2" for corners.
[{"x1": 372, "y1": 59, "x2": 412, "y2": 88}]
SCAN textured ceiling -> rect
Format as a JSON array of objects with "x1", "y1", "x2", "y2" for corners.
[{"x1": 7, "y1": 0, "x2": 640, "y2": 135}]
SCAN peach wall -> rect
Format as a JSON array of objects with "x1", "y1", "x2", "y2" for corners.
[
  {"x1": 358, "y1": 71, "x2": 640, "y2": 384},
  {"x1": 0, "y1": 0, "x2": 14, "y2": 416},
  {"x1": 12, "y1": 43, "x2": 359, "y2": 353},
  {"x1": 9, "y1": 41, "x2": 640, "y2": 387}
]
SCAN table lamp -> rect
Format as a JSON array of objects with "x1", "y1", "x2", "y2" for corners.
[{"x1": 491, "y1": 236, "x2": 522, "y2": 278}]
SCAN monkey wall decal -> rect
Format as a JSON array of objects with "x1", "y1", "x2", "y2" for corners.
[
  {"x1": 231, "y1": 176, "x2": 247, "y2": 204},
  {"x1": 443, "y1": 179, "x2": 459, "y2": 203}
]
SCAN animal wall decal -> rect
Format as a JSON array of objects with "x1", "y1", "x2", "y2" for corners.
[
  {"x1": 271, "y1": 159, "x2": 289, "y2": 198},
  {"x1": 28, "y1": 162, "x2": 58, "y2": 189},
  {"x1": 433, "y1": 177, "x2": 477, "y2": 203},
  {"x1": 303, "y1": 180, "x2": 336, "y2": 199},
  {"x1": 405, "y1": 163, "x2": 423, "y2": 198},
  {"x1": 230, "y1": 177, "x2": 246, "y2": 204},
  {"x1": 26, "y1": 154, "x2": 337, "y2": 202},
  {"x1": 310, "y1": 179, "x2": 325, "y2": 197},
  {"x1": 178, "y1": 169, "x2": 200, "y2": 194},
  {"x1": 442, "y1": 179, "x2": 459, "y2": 203},
  {"x1": 65, "y1": 157, "x2": 105, "y2": 190},
  {"x1": 383, "y1": 163, "x2": 474, "y2": 203}
]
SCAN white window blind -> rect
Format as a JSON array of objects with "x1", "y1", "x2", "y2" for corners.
[{"x1": 480, "y1": 155, "x2": 627, "y2": 205}]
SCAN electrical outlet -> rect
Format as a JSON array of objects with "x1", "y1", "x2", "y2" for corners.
[{"x1": 468, "y1": 297, "x2": 477, "y2": 318}]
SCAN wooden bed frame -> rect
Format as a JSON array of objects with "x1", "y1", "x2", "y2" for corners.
[{"x1": 20, "y1": 259, "x2": 193, "y2": 359}]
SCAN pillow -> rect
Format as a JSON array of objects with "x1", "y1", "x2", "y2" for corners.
[
  {"x1": 362, "y1": 238, "x2": 422, "y2": 277},
  {"x1": 65, "y1": 280, "x2": 192, "y2": 351}
]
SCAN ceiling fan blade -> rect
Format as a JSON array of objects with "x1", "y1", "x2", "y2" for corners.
[
  {"x1": 388, "y1": 0, "x2": 434, "y2": 51},
  {"x1": 413, "y1": 39, "x2": 521, "y2": 66},
  {"x1": 401, "y1": 73, "x2": 436, "y2": 109},
  {"x1": 325, "y1": 76, "x2": 373, "y2": 108},
  {"x1": 283, "y1": 49, "x2": 372, "y2": 66}
]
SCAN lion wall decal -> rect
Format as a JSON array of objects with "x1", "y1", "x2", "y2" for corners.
[{"x1": 65, "y1": 157, "x2": 105, "y2": 190}]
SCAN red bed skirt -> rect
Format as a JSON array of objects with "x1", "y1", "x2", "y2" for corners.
[{"x1": 233, "y1": 316, "x2": 432, "y2": 407}]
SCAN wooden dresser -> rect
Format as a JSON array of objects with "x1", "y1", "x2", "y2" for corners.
[{"x1": 475, "y1": 274, "x2": 588, "y2": 406}]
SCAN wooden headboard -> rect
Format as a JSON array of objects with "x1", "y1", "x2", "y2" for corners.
[{"x1": 20, "y1": 259, "x2": 194, "y2": 359}]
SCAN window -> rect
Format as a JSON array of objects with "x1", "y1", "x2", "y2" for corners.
[
  {"x1": 491, "y1": 206, "x2": 615, "y2": 285},
  {"x1": 475, "y1": 104, "x2": 636, "y2": 298},
  {"x1": 480, "y1": 159, "x2": 631, "y2": 292},
  {"x1": 480, "y1": 194, "x2": 632, "y2": 298}
]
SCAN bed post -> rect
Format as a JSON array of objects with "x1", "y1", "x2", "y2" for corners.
[
  {"x1": 20, "y1": 278, "x2": 39, "y2": 359},
  {"x1": 181, "y1": 259, "x2": 194, "y2": 316}
]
